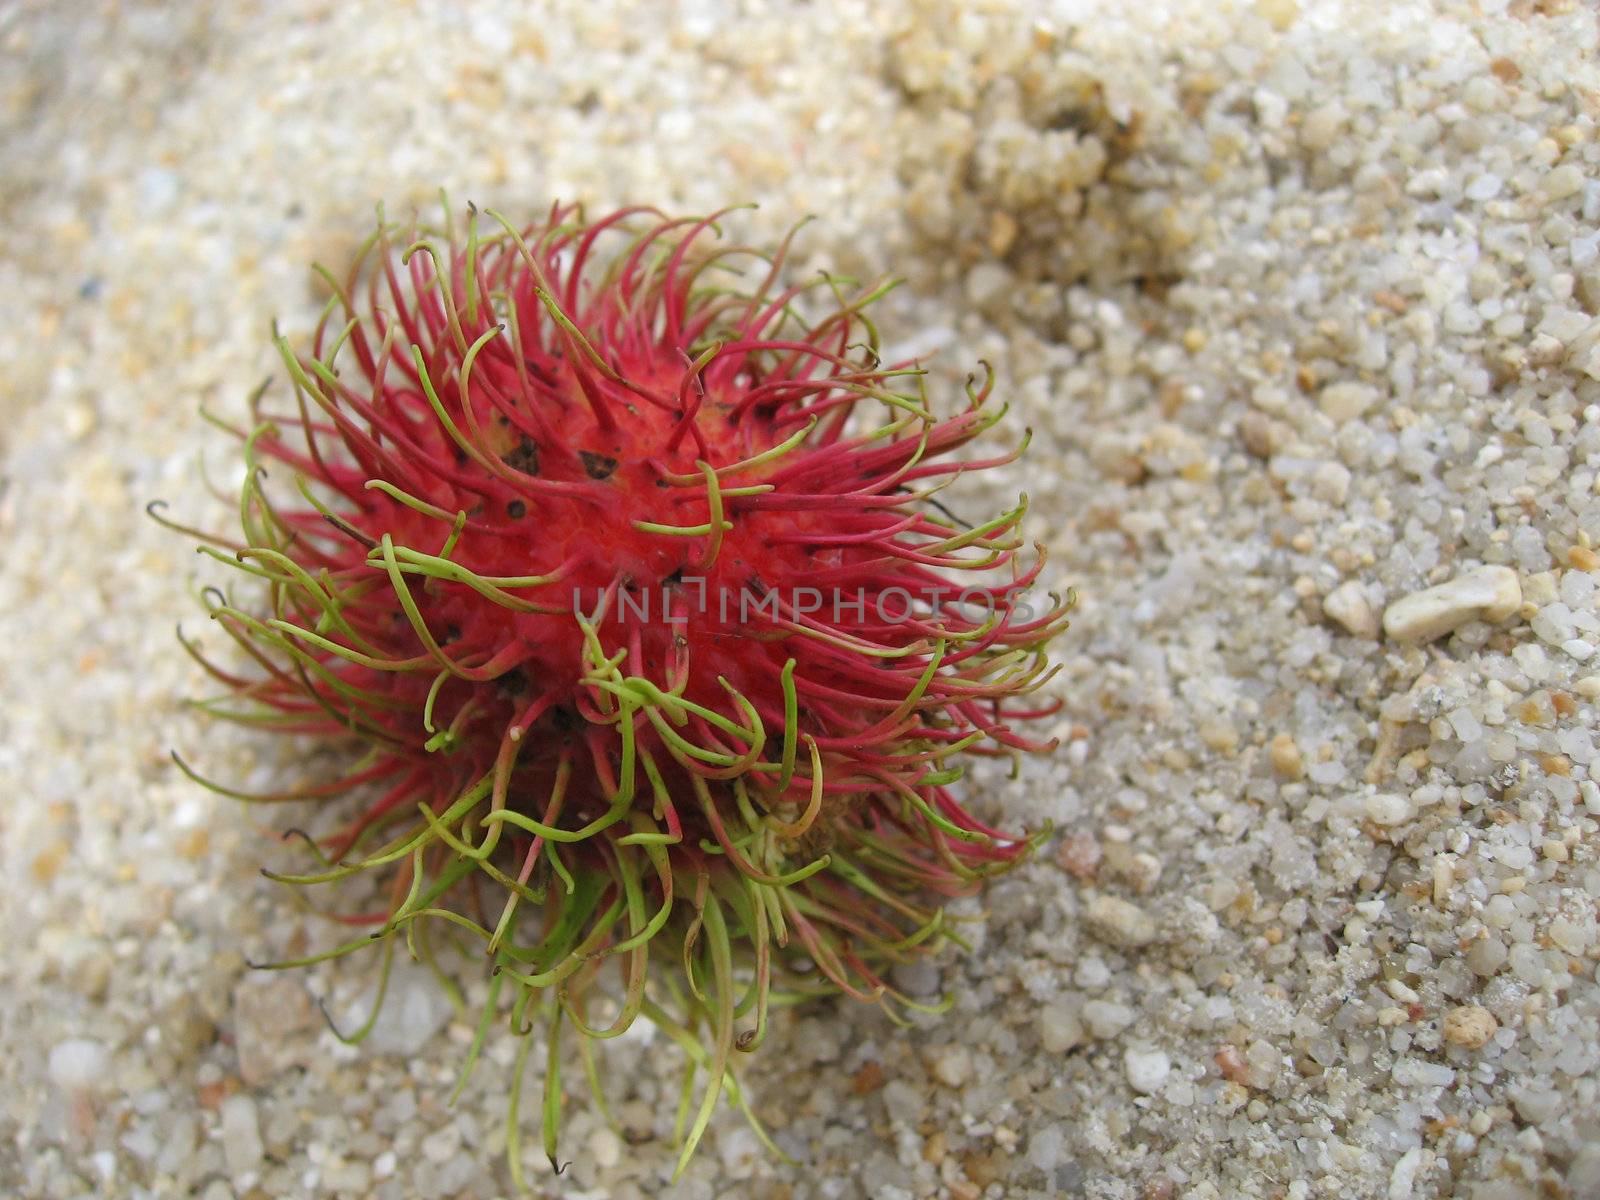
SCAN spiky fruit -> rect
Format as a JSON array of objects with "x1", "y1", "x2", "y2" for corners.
[{"x1": 172, "y1": 201, "x2": 1069, "y2": 1180}]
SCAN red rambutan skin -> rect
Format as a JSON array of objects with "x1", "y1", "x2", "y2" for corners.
[{"x1": 176, "y1": 201, "x2": 1070, "y2": 1174}]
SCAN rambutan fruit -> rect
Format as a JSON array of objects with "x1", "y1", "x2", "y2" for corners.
[{"x1": 168, "y1": 199, "x2": 1070, "y2": 1181}]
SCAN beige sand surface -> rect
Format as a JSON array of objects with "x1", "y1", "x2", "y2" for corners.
[{"x1": 2, "y1": 2, "x2": 1598, "y2": 1197}]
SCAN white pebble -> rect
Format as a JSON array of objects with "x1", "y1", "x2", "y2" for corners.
[
  {"x1": 930, "y1": 1045, "x2": 972, "y2": 1088},
  {"x1": 1382, "y1": 566, "x2": 1522, "y2": 643},
  {"x1": 1308, "y1": 759, "x2": 1347, "y2": 786},
  {"x1": 1365, "y1": 792, "x2": 1413, "y2": 826},
  {"x1": 120, "y1": 1124, "x2": 160, "y2": 1163},
  {"x1": 882, "y1": 1079, "x2": 924, "y2": 1125},
  {"x1": 1561, "y1": 570, "x2": 1596, "y2": 609},
  {"x1": 1082, "y1": 999, "x2": 1135, "y2": 1040},
  {"x1": 1512, "y1": 1084, "x2": 1562, "y2": 1125},
  {"x1": 1037, "y1": 1001, "x2": 1085, "y2": 1054},
  {"x1": 1084, "y1": 895, "x2": 1156, "y2": 948},
  {"x1": 1324, "y1": 581, "x2": 1379, "y2": 638},
  {"x1": 48, "y1": 1039, "x2": 110, "y2": 1091},
  {"x1": 90, "y1": 1151, "x2": 116, "y2": 1187},
  {"x1": 220, "y1": 1095, "x2": 264, "y2": 1181},
  {"x1": 891, "y1": 957, "x2": 941, "y2": 997},
  {"x1": 1531, "y1": 602, "x2": 1576, "y2": 645},
  {"x1": 1568, "y1": 1147, "x2": 1600, "y2": 1197},
  {"x1": 1583, "y1": 780, "x2": 1600, "y2": 816},
  {"x1": 1509, "y1": 943, "x2": 1546, "y2": 986},
  {"x1": 1549, "y1": 917, "x2": 1591, "y2": 956},
  {"x1": 1310, "y1": 461, "x2": 1352, "y2": 504},
  {"x1": 964, "y1": 262, "x2": 1012, "y2": 314},
  {"x1": 64, "y1": 402, "x2": 96, "y2": 442},
  {"x1": 1385, "y1": 978, "x2": 1421, "y2": 1004},
  {"x1": 1543, "y1": 163, "x2": 1585, "y2": 201},
  {"x1": 1391, "y1": 1057, "x2": 1453, "y2": 1088},
  {"x1": 1388, "y1": 1146, "x2": 1426, "y2": 1200},
  {"x1": 1026, "y1": 1123, "x2": 1069, "y2": 1172},
  {"x1": 1446, "y1": 707, "x2": 1483, "y2": 742},
  {"x1": 1561, "y1": 638, "x2": 1596, "y2": 662},
  {"x1": 1431, "y1": 855, "x2": 1454, "y2": 905},
  {"x1": 136, "y1": 166, "x2": 179, "y2": 211},
  {"x1": 1466, "y1": 936, "x2": 1507, "y2": 976},
  {"x1": 1300, "y1": 102, "x2": 1345, "y2": 151},
  {"x1": 1523, "y1": 572, "x2": 1560, "y2": 605},
  {"x1": 1462, "y1": 75, "x2": 1505, "y2": 113},
  {"x1": 1124, "y1": 1047, "x2": 1171, "y2": 1094},
  {"x1": 1529, "y1": 332, "x2": 1565, "y2": 364},
  {"x1": 1319, "y1": 380, "x2": 1378, "y2": 423},
  {"x1": 420, "y1": 1123, "x2": 461, "y2": 1164},
  {"x1": 1406, "y1": 167, "x2": 1448, "y2": 198},
  {"x1": 362, "y1": 960, "x2": 454, "y2": 1054},
  {"x1": 717, "y1": 1126, "x2": 761, "y2": 1175},
  {"x1": 1253, "y1": 87, "x2": 1288, "y2": 129},
  {"x1": 1573, "y1": 230, "x2": 1600, "y2": 270}
]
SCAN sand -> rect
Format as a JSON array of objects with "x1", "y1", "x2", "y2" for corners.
[{"x1": 2, "y1": 1, "x2": 1598, "y2": 1197}]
